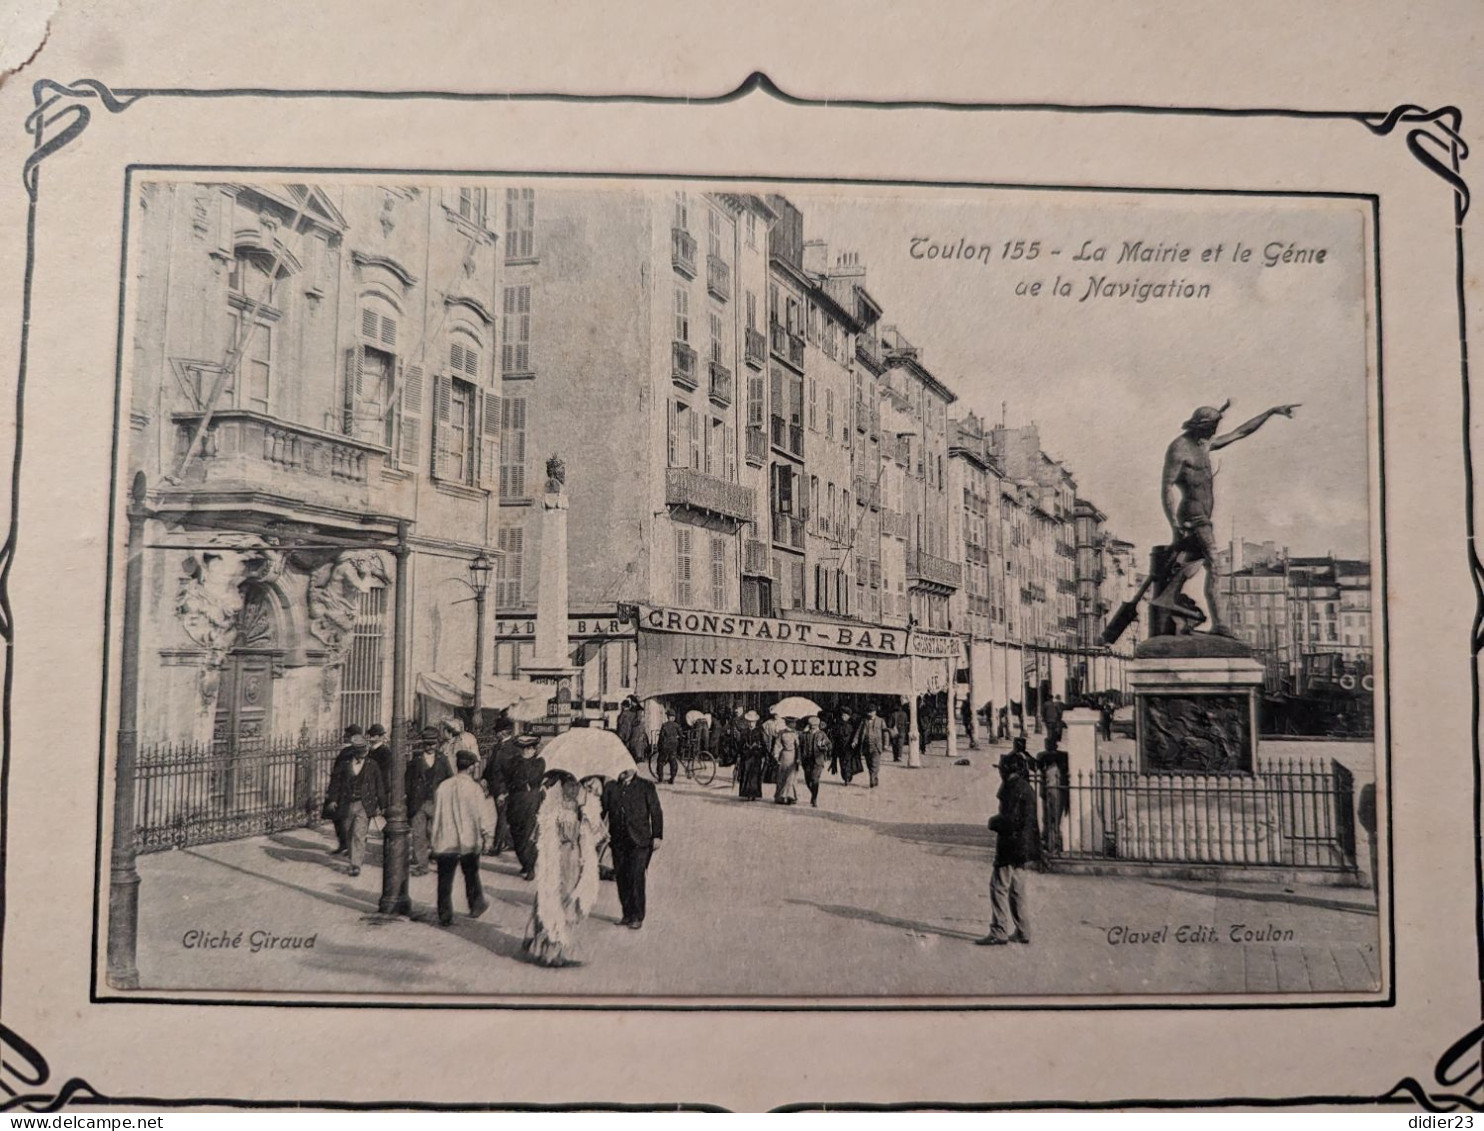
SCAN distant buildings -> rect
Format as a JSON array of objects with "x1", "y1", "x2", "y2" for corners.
[{"x1": 1219, "y1": 545, "x2": 1374, "y2": 695}]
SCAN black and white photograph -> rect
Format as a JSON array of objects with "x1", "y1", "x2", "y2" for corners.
[{"x1": 101, "y1": 175, "x2": 1384, "y2": 1002}]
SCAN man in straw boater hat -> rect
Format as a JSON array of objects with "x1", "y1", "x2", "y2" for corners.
[{"x1": 1149, "y1": 399, "x2": 1299, "y2": 637}]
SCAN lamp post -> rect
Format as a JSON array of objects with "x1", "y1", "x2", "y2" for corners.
[
  {"x1": 107, "y1": 471, "x2": 149, "y2": 989},
  {"x1": 379, "y1": 519, "x2": 413, "y2": 917},
  {"x1": 468, "y1": 551, "x2": 493, "y2": 726}
]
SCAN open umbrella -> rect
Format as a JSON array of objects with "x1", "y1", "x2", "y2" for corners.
[
  {"x1": 770, "y1": 696, "x2": 822, "y2": 719},
  {"x1": 539, "y1": 728, "x2": 635, "y2": 781}
]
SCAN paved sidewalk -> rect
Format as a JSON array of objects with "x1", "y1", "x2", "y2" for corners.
[{"x1": 131, "y1": 739, "x2": 1382, "y2": 1000}]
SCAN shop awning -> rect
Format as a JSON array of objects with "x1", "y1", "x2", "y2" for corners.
[{"x1": 415, "y1": 671, "x2": 551, "y2": 720}]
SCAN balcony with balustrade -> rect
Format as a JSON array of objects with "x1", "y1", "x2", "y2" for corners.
[
  {"x1": 665, "y1": 467, "x2": 755, "y2": 524},
  {"x1": 769, "y1": 320, "x2": 805, "y2": 372},
  {"x1": 706, "y1": 254, "x2": 731, "y2": 302},
  {"x1": 786, "y1": 331, "x2": 805, "y2": 370},
  {"x1": 770, "y1": 414, "x2": 804, "y2": 459},
  {"x1": 672, "y1": 340, "x2": 698, "y2": 390},
  {"x1": 771, "y1": 511, "x2": 806, "y2": 551},
  {"x1": 170, "y1": 409, "x2": 385, "y2": 515},
  {"x1": 907, "y1": 547, "x2": 963, "y2": 592},
  {"x1": 708, "y1": 360, "x2": 733, "y2": 407},
  {"x1": 672, "y1": 227, "x2": 697, "y2": 278},
  {"x1": 744, "y1": 327, "x2": 766, "y2": 369},
  {"x1": 743, "y1": 537, "x2": 771, "y2": 576},
  {"x1": 745, "y1": 425, "x2": 768, "y2": 467}
]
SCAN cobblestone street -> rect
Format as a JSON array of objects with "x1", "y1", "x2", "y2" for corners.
[{"x1": 131, "y1": 737, "x2": 1382, "y2": 1001}]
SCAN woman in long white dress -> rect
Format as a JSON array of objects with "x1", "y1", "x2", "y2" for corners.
[
  {"x1": 523, "y1": 773, "x2": 603, "y2": 967},
  {"x1": 772, "y1": 718, "x2": 801, "y2": 805}
]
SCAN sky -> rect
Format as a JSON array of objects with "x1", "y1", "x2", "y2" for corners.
[{"x1": 782, "y1": 186, "x2": 1375, "y2": 560}]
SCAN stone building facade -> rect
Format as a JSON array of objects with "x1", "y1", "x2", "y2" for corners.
[{"x1": 127, "y1": 180, "x2": 502, "y2": 745}]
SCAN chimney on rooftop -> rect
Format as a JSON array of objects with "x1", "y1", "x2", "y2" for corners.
[{"x1": 803, "y1": 239, "x2": 829, "y2": 276}]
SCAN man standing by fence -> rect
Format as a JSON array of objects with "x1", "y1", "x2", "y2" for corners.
[
  {"x1": 978, "y1": 749, "x2": 1040, "y2": 947},
  {"x1": 325, "y1": 724, "x2": 367, "y2": 857},
  {"x1": 328, "y1": 735, "x2": 386, "y2": 878}
]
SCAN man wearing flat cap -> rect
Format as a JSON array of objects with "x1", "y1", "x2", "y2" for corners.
[
  {"x1": 978, "y1": 748, "x2": 1040, "y2": 946},
  {"x1": 1152, "y1": 399, "x2": 1299, "y2": 635}
]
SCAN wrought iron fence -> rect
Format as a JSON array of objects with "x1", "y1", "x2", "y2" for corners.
[
  {"x1": 1037, "y1": 755, "x2": 1358, "y2": 872},
  {"x1": 134, "y1": 730, "x2": 344, "y2": 853}
]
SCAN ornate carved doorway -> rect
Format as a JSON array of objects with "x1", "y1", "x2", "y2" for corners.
[{"x1": 212, "y1": 585, "x2": 278, "y2": 749}]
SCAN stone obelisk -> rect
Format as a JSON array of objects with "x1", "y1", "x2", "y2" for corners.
[{"x1": 521, "y1": 455, "x2": 581, "y2": 733}]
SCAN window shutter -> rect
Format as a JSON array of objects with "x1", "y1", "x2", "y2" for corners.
[
  {"x1": 676, "y1": 527, "x2": 693, "y2": 606},
  {"x1": 711, "y1": 537, "x2": 726, "y2": 608},
  {"x1": 399, "y1": 365, "x2": 424, "y2": 471},
  {"x1": 666, "y1": 400, "x2": 678, "y2": 468},
  {"x1": 724, "y1": 426, "x2": 735, "y2": 481},
  {"x1": 342, "y1": 347, "x2": 361, "y2": 435},
  {"x1": 361, "y1": 308, "x2": 378, "y2": 339},
  {"x1": 432, "y1": 373, "x2": 452, "y2": 480},
  {"x1": 505, "y1": 398, "x2": 526, "y2": 497},
  {"x1": 688, "y1": 408, "x2": 699, "y2": 470},
  {"x1": 381, "y1": 314, "x2": 397, "y2": 348},
  {"x1": 479, "y1": 390, "x2": 500, "y2": 490}
]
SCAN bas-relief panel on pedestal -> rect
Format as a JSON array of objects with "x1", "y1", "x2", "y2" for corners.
[{"x1": 1138, "y1": 693, "x2": 1253, "y2": 774}]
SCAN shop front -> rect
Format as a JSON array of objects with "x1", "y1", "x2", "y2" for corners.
[{"x1": 632, "y1": 604, "x2": 964, "y2": 750}]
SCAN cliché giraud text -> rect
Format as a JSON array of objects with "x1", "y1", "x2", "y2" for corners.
[
  {"x1": 1105, "y1": 924, "x2": 1298, "y2": 945},
  {"x1": 907, "y1": 235, "x2": 1330, "y2": 303},
  {"x1": 181, "y1": 929, "x2": 318, "y2": 953}
]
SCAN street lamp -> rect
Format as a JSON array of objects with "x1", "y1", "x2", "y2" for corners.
[{"x1": 467, "y1": 551, "x2": 494, "y2": 726}]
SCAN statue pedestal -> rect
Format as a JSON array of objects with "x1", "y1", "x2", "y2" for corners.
[
  {"x1": 522, "y1": 476, "x2": 579, "y2": 736},
  {"x1": 1129, "y1": 634, "x2": 1264, "y2": 774}
]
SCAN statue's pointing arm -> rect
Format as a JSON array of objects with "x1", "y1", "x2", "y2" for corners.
[{"x1": 1210, "y1": 404, "x2": 1300, "y2": 450}]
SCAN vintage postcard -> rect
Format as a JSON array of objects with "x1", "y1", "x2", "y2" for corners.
[{"x1": 0, "y1": 0, "x2": 1479, "y2": 1114}]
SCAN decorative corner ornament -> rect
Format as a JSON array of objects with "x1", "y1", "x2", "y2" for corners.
[
  {"x1": 23, "y1": 79, "x2": 142, "y2": 202},
  {"x1": 1361, "y1": 104, "x2": 1470, "y2": 223}
]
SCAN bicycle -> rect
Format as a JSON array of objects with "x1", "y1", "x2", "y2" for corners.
[{"x1": 648, "y1": 731, "x2": 717, "y2": 786}]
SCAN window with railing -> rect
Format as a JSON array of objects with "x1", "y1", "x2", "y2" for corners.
[{"x1": 339, "y1": 586, "x2": 388, "y2": 733}]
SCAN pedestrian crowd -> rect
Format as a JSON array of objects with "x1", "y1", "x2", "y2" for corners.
[
  {"x1": 321, "y1": 713, "x2": 664, "y2": 970},
  {"x1": 318, "y1": 686, "x2": 1118, "y2": 968}
]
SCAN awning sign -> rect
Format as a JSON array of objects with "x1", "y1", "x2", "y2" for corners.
[
  {"x1": 907, "y1": 630, "x2": 967, "y2": 662},
  {"x1": 636, "y1": 604, "x2": 907, "y2": 657},
  {"x1": 496, "y1": 614, "x2": 635, "y2": 639},
  {"x1": 638, "y1": 629, "x2": 909, "y2": 697}
]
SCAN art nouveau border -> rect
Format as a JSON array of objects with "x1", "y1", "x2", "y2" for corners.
[{"x1": 0, "y1": 73, "x2": 1472, "y2": 1112}]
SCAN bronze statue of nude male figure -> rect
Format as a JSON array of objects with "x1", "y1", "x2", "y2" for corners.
[{"x1": 1151, "y1": 400, "x2": 1300, "y2": 636}]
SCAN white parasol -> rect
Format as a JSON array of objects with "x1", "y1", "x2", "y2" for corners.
[
  {"x1": 770, "y1": 696, "x2": 822, "y2": 719},
  {"x1": 539, "y1": 727, "x2": 636, "y2": 781}
]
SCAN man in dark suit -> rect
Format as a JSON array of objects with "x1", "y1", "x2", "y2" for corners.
[
  {"x1": 601, "y1": 766, "x2": 663, "y2": 929},
  {"x1": 481, "y1": 721, "x2": 522, "y2": 857},
  {"x1": 329, "y1": 737, "x2": 386, "y2": 878},
  {"x1": 367, "y1": 723, "x2": 395, "y2": 795},
  {"x1": 325, "y1": 724, "x2": 367, "y2": 856},
  {"x1": 977, "y1": 749, "x2": 1041, "y2": 946},
  {"x1": 654, "y1": 708, "x2": 683, "y2": 785},
  {"x1": 406, "y1": 735, "x2": 454, "y2": 876}
]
